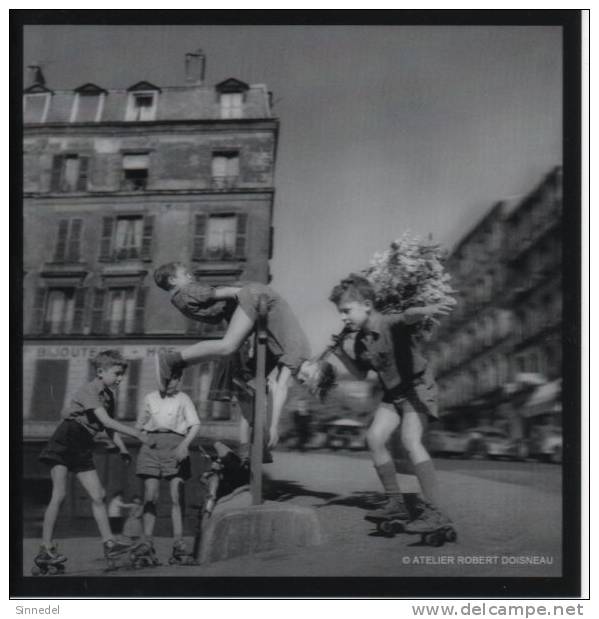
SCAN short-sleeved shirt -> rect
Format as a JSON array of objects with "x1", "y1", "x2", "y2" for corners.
[
  {"x1": 61, "y1": 378, "x2": 116, "y2": 437},
  {"x1": 171, "y1": 282, "x2": 234, "y2": 324},
  {"x1": 353, "y1": 311, "x2": 429, "y2": 394},
  {"x1": 236, "y1": 283, "x2": 311, "y2": 376},
  {"x1": 136, "y1": 391, "x2": 200, "y2": 436}
]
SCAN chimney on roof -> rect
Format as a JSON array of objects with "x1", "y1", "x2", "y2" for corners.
[
  {"x1": 184, "y1": 49, "x2": 206, "y2": 85},
  {"x1": 27, "y1": 64, "x2": 46, "y2": 88}
]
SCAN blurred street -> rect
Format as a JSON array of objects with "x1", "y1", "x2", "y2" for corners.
[{"x1": 23, "y1": 450, "x2": 561, "y2": 578}]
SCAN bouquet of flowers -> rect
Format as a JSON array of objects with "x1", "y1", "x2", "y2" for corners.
[{"x1": 362, "y1": 233, "x2": 457, "y2": 335}]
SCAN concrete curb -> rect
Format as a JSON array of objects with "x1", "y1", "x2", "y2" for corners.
[{"x1": 199, "y1": 502, "x2": 324, "y2": 564}]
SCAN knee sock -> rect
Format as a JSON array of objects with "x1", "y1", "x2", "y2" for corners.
[
  {"x1": 375, "y1": 461, "x2": 401, "y2": 497},
  {"x1": 413, "y1": 459, "x2": 443, "y2": 508}
]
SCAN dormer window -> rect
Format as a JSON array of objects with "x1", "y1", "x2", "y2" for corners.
[
  {"x1": 23, "y1": 84, "x2": 53, "y2": 123},
  {"x1": 125, "y1": 81, "x2": 161, "y2": 121},
  {"x1": 70, "y1": 83, "x2": 107, "y2": 123},
  {"x1": 215, "y1": 78, "x2": 249, "y2": 119}
]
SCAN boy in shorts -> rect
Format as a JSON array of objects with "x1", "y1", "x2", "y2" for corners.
[
  {"x1": 36, "y1": 350, "x2": 151, "y2": 571},
  {"x1": 152, "y1": 262, "x2": 336, "y2": 462},
  {"x1": 135, "y1": 374, "x2": 200, "y2": 563},
  {"x1": 328, "y1": 275, "x2": 454, "y2": 531}
]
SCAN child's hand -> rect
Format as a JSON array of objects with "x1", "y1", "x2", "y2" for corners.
[
  {"x1": 138, "y1": 431, "x2": 155, "y2": 448},
  {"x1": 119, "y1": 452, "x2": 132, "y2": 466},
  {"x1": 268, "y1": 426, "x2": 279, "y2": 449},
  {"x1": 428, "y1": 302, "x2": 454, "y2": 316},
  {"x1": 175, "y1": 444, "x2": 189, "y2": 462}
]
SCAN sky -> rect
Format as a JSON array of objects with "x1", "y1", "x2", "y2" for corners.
[{"x1": 23, "y1": 25, "x2": 562, "y2": 354}]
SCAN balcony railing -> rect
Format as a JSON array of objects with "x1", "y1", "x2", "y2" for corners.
[{"x1": 211, "y1": 175, "x2": 238, "y2": 190}]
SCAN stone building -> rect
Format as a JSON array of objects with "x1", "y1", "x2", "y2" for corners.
[
  {"x1": 21, "y1": 53, "x2": 279, "y2": 527},
  {"x1": 429, "y1": 167, "x2": 562, "y2": 436}
]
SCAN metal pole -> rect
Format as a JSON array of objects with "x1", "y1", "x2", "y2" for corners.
[{"x1": 250, "y1": 294, "x2": 269, "y2": 505}]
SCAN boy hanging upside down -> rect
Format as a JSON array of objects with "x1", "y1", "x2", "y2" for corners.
[{"x1": 153, "y1": 262, "x2": 336, "y2": 462}]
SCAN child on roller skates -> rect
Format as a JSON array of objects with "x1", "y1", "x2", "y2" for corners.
[
  {"x1": 152, "y1": 262, "x2": 336, "y2": 463},
  {"x1": 35, "y1": 350, "x2": 152, "y2": 575},
  {"x1": 328, "y1": 275, "x2": 454, "y2": 534},
  {"x1": 134, "y1": 374, "x2": 200, "y2": 565}
]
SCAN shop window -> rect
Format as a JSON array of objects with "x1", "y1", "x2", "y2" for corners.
[{"x1": 30, "y1": 359, "x2": 69, "y2": 420}]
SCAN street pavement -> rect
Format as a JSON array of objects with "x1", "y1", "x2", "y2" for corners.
[{"x1": 23, "y1": 451, "x2": 562, "y2": 578}]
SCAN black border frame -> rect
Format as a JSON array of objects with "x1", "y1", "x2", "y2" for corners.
[{"x1": 10, "y1": 9, "x2": 584, "y2": 599}]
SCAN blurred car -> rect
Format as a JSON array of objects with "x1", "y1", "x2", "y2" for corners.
[
  {"x1": 527, "y1": 425, "x2": 562, "y2": 464},
  {"x1": 466, "y1": 426, "x2": 528, "y2": 461},
  {"x1": 426, "y1": 430, "x2": 471, "y2": 458},
  {"x1": 325, "y1": 418, "x2": 367, "y2": 451}
]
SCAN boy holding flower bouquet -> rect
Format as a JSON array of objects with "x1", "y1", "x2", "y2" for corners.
[{"x1": 328, "y1": 235, "x2": 456, "y2": 533}]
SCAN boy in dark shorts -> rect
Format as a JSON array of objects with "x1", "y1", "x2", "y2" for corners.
[
  {"x1": 35, "y1": 350, "x2": 151, "y2": 571},
  {"x1": 328, "y1": 274, "x2": 454, "y2": 532},
  {"x1": 134, "y1": 374, "x2": 200, "y2": 564},
  {"x1": 153, "y1": 262, "x2": 336, "y2": 462}
]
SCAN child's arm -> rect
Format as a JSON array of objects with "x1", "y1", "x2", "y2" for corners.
[
  {"x1": 268, "y1": 365, "x2": 292, "y2": 448},
  {"x1": 111, "y1": 432, "x2": 133, "y2": 465},
  {"x1": 392, "y1": 302, "x2": 454, "y2": 325},
  {"x1": 93, "y1": 407, "x2": 150, "y2": 444}
]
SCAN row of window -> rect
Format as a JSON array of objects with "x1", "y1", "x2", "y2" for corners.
[
  {"x1": 438, "y1": 343, "x2": 561, "y2": 408},
  {"x1": 28, "y1": 357, "x2": 234, "y2": 422},
  {"x1": 48, "y1": 212, "x2": 248, "y2": 264},
  {"x1": 30, "y1": 284, "x2": 230, "y2": 337},
  {"x1": 24, "y1": 88, "x2": 247, "y2": 124},
  {"x1": 47, "y1": 150, "x2": 241, "y2": 193}
]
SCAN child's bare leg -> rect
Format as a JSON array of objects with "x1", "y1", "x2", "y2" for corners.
[
  {"x1": 42, "y1": 465, "x2": 68, "y2": 547},
  {"x1": 169, "y1": 477, "x2": 185, "y2": 540},
  {"x1": 366, "y1": 403, "x2": 404, "y2": 497},
  {"x1": 401, "y1": 407, "x2": 445, "y2": 511},
  {"x1": 142, "y1": 478, "x2": 160, "y2": 538},
  {"x1": 76, "y1": 470, "x2": 112, "y2": 542}
]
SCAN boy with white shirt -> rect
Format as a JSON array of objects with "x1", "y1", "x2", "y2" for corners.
[{"x1": 135, "y1": 373, "x2": 200, "y2": 564}]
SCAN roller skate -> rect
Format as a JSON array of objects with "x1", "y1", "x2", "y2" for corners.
[
  {"x1": 103, "y1": 538, "x2": 135, "y2": 572},
  {"x1": 129, "y1": 539, "x2": 161, "y2": 569},
  {"x1": 31, "y1": 543, "x2": 67, "y2": 576},
  {"x1": 168, "y1": 539, "x2": 196, "y2": 566},
  {"x1": 364, "y1": 495, "x2": 410, "y2": 537},
  {"x1": 403, "y1": 503, "x2": 457, "y2": 547}
]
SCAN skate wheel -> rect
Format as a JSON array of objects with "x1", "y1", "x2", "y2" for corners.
[
  {"x1": 31, "y1": 566, "x2": 41, "y2": 576},
  {"x1": 444, "y1": 528, "x2": 457, "y2": 543},
  {"x1": 378, "y1": 521, "x2": 395, "y2": 536},
  {"x1": 47, "y1": 565, "x2": 59, "y2": 575},
  {"x1": 391, "y1": 520, "x2": 404, "y2": 534},
  {"x1": 424, "y1": 532, "x2": 444, "y2": 547}
]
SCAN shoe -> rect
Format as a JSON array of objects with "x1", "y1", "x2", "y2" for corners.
[
  {"x1": 364, "y1": 495, "x2": 410, "y2": 521},
  {"x1": 155, "y1": 352, "x2": 183, "y2": 394},
  {"x1": 404, "y1": 504, "x2": 452, "y2": 533},
  {"x1": 103, "y1": 538, "x2": 132, "y2": 557},
  {"x1": 35, "y1": 543, "x2": 67, "y2": 565}
]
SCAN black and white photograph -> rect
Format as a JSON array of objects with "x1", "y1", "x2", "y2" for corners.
[{"x1": 11, "y1": 11, "x2": 583, "y2": 599}]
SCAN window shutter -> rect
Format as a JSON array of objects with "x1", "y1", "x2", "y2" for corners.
[
  {"x1": 53, "y1": 219, "x2": 69, "y2": 262},
  {"x1": 67, "y1": 218, "x2": 83, "y2": 262},
  {"x1": 31, "y1": 287, "x2": 47, "y2": 334},
  {"x1": 99, "y1": 217, "x2": 114, "y2": 261},
  {"x1": 192, "y1": 213, "x2": 207, "y2": 260},
  {"x1": 235, "y1": 213, "x2": 248, "y2": 259},
  {"x1": 50, "y1": 155, "x2": 63, "y2": 192},
  {"x1": 140, "y1": 215, "x2": 154, "y2": 261},
  {"x1": 72, "y1": 287, "x2": 87, "y2": 333},
  {"x1": 76, "y1": 156, "x2": 90, "y2": 191},
  {"x1": 91, "y1": 288, "x2": 106, "y2": 334},
  {"x1": 133, "y1": 287, "x2": 147, "y2": 333}
]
